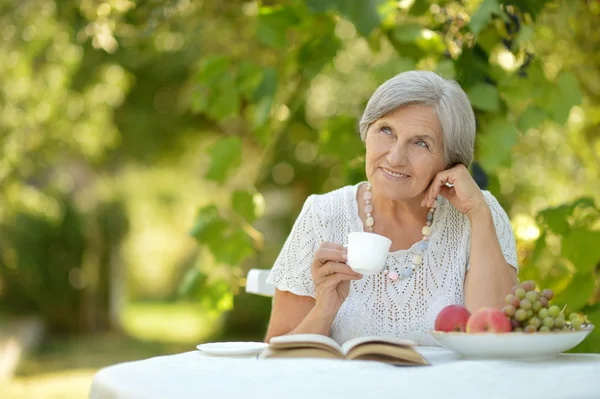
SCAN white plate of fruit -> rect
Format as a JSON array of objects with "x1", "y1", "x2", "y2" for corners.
[{"x1": 429, "y1": 281, "x2": 594, "y2": 360}]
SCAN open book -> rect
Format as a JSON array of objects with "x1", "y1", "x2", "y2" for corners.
[{"x1": 258, "y1": 334, "x2": 429, "y2": 366}]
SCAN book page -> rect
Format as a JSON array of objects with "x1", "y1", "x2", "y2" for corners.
[
  {"x1": 269, "y1": 334, "x2": 343, "y2": 354},
  {"x1": 341, "y1": 336, "x2": 417, "y2": 355},
  {"x1": 345, "y1": 344, "x2": 428, "y2": 365}
]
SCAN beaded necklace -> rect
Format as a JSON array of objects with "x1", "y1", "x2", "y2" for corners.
[{"x1": 363, "y1": 182, "x2": 437, "y2": 281}]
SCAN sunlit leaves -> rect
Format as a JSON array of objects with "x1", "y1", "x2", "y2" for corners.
[
  {"x1": 518, "y1": 106, "x2": 546, "y2": 132},
  {"x1": 469, "y1": 0, "x2": 502, "y2": 36},
  {"x1": 467, "y1": 83, "x2": 501, "y2": 111},
  {"x1": 549, "y1": 71, "x2": 583, "y2": 125},
  {"x1": 189, "y1": 204, "x2": 255, "y2": 266},
  {"x1": 305, "y1": 0, "x2": 385, "y2": 37},
  {"x1": 204, "y1": 137, "x2": 243, "y2": 183},
  {"x1": 257, "y1": 6, "x2": 299, "y2": 48},
  {"x1": 232, "y1": 190, "x2": 258, "y2": 223},
  {"x1": 297, "y1": 28, "x2": 342, "y2": 79},
  {"x1": 478, "y1": 121, "x2": 518, "y2": 170},
  {"x1": 553, "y1": 272, "x2": 596, "y2": 312},
  {"x1": 561, "y1": 229, "x2": 600, "y2": 274}
]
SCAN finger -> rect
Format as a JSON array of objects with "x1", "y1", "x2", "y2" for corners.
[
  {"x1": 315, "y1": 247, "x2": 347, "y2": 266},
  {"x1": 318, "y1": 242, "x2": 345, "y2": 251},
  {"x1": 423, "y1": 174, "x2": 446, "y2": 208},
  {"x1": 428, "y1": 170, "x2": 458, "y2": 207},
  {"x1": 319, "y1": 262, "x2": 361, "y2": 278},
  {"x1": 322, "y1": 273, "x2": 363, "y2": 289},
  {"x1": 314, "y1": 262, "x2": 361, "y2": 284}
]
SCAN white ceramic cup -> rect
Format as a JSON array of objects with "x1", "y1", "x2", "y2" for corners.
[{"x1": 346, "y1": 232, "x2": 392, "y2": 275}]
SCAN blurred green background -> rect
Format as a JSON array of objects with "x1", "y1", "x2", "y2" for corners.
[{"x1": 1, "y1": 0, "x2": 599, "y2": 397}]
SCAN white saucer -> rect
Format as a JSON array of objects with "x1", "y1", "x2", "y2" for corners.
[{"x1": 196, "y1": 342, "x2": 268, "y2": 356}]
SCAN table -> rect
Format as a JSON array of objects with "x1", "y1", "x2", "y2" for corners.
[{"x1": 90, "y1": 347, "x2": 600, "y2": 399}]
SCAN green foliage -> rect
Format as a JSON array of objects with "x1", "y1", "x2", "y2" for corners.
[{"x1": 1, "y1": 0, "x2": 598, "y2": 350}]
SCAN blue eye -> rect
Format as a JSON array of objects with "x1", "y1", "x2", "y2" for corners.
[
  {"x1": 379, "y1": 126, "x2": 393, "y2": 135},
  {"x1": 416, "y1": 140, "x2": 429, "y2": 148}
]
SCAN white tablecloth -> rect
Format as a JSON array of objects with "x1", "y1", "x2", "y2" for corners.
[{"x1": 90, "y1": 347, "x2": 600, "y2": 399}]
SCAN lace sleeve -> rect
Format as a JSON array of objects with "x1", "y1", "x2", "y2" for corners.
[
  {"x1": 467, "y1": 191, "x2": 518, "y2": 271},
  {"x1": 266, "y1": 195, "x2": 319, "y2": 298}
]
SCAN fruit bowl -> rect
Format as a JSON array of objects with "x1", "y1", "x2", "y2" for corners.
[{"x1": 429, "y1": 325, "x2": 594, "y2": 360}]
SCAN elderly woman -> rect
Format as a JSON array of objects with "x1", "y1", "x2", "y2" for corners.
[{"x1": 265, "y1": 70, "x2": 519, "y2": 346}]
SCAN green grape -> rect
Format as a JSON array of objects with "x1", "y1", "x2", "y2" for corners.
[
  {"x1": 505, "y1": 294, "x2": 520, "y2": 308},
  {"x1": 526, "y1": 310, "x2": 534, "y2": 319},
  {"x1": 532, "y1": 301, "x2": 542, "y2": 312},
  {"x1": 549, "y1": 305, "x2": 561, "y2": 317},
  {"x1": 542, "y1": 289, "x2": 554, "y2": 301},
  {"x1": 521, "y1": 280, "x2": 536, "y2": 292},
  {"x1": 520, "y1": 299, "x2": 532, "y2": 310},
  {"x1": 525, "y1": 291, "x2": 539, "y2": 302},
  {"x1": 503, "y1": 305, "x2": 516, "y2": 317},
  {"x1": 571, "y1": 319, "x2": 583, "y2": 330},
  {"x1": 528, "y1": 317, "x2": 541, "y2": 329},
  {"x1": 539, "y1": 297, "x2": 549, "y2": 308},
  {"x1": 514, "y1": 327, "x2": 524, "y2": 332},
  {"x1": 515, "y1": 288, "x2": 526, "y2": 299},
  {"x1": 539, "y1": 326, "x2": 551, "y2": 333},
  {"x1": 543, "y1": 316, "x2": 554, "y2": 328},
  {"x1": 554, "y1": 315, "x2": 565, "y2": 328},
  {"x1": 569, "y1": 313, "x2": 581, "y2": 322},
  {"x1": 515, "y1": 308, "x2": 528, "y2": 322},
  {"x1": 538, "y1": 308, "x2": 550, "y2": 319},
  {"x1": 524, "y1": 325, "x2": 537, "y2": 333}
]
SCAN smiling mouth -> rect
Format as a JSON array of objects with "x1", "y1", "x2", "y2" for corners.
[{"x1": 380, "y1": 167, "x2": 410, "y2": 178}]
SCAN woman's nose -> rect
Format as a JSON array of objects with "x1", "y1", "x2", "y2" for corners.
[{"x1": 386, "y1": 141, "x2": 408, "y2": 166}]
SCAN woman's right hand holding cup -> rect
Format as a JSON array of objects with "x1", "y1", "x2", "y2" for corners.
[{"x1": 311, "y1": 242, "x2": 362, "y2": 318}]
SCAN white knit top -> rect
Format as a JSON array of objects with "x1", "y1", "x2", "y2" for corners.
[{"x1": 266, "y1": 182, "x2": 518, "y2": 346}]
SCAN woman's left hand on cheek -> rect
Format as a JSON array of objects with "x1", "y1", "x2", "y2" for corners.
[{"x1": 421, "y1": 164, "x2": 487, "y2": 217}]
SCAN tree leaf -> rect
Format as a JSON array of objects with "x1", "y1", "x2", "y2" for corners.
[
  {"x1": 205, "y1": 136, "x2": 243, "y2": 183},
  {"x1": 319, "y1": 115, "x2": 364, "y2": 159},
  {"x1": 393, "y1": 23, "x2": 422, "y2": 42},
  {"x1": 214, "y1": 227, "x2": 255, "y2": 266},
  {"x1": 549, "y1": 71, "x2": 582, "y2": 125},
  {"x1": 208, "y1": 74, "x2": 241, "y2": 120},
  {"x1": 518, "y1": 106, "x2": 546, "y2": 132},
  {"x1": 232, "y1": 190, "x2": 257, "y2": 222},
  {"x1": 408, "y1": 0, "x2": 431, "y2": 16},
  {"x1": 467, "y1": 83, "x2": 500, "y2": 111},
  {"x1": 478, "y1": 121, "x2": 518, "y2": 170},
  {"x1": 306, "y1": 0, "x2": 383, "y2": 37},
  {"x1": 514, "y1": 0, "x2": 553, "y2": 20},
  {"x1": 196, "y1": 56, "x2": 230, "y2": 83},
  {"x1": 237, "y1": 62, "x2": 263, "y2": 101},
  {"x1": 189, "y1": 205, "x2": 229, "y2": 252},
  {"x1": 253, "y1": 67, "x2": 278, "y2": 102},
  {"x1": 536, "y1": 205, "x2": 570, "y2": 235},
  {"x1": 373, "y1": 56, "x2": 416, "y2": 82},
  {"x1": 435, "y1": 59, "x2": 456, "y2": 79},
  {"x1": 561, "y1": 229, "x2": 600, "y2": 274},
  {"x1": 297, "y1": 29, "x2": 341, "y2": 79},
  {"x1": 469, "y1": 0, "x2": 500, "y2": 36},
  {"x1": 553, "y1": 272, "x2": 596, "y2": 312},
  {"x1": 257, "y1": 6, "x2": 299, "y2": 48}
]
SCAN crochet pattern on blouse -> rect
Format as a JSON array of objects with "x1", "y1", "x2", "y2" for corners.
[{"x1": 266, "y1": 182, "x2": 518, "y2": 346}]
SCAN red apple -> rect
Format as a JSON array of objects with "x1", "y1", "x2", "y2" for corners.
[
  {"x1": 466, "y1": 308, "x2": 512, "y2": 333},
  {"x1": 435, "y1": 305, "x2": 471, "y2": 332}
]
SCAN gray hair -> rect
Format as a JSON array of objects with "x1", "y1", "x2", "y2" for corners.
[{"x1": 359, "y1": 70, "x2": 476, "y2": 167}]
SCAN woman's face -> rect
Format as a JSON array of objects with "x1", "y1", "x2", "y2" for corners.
[{"x1": 365, "y1": 104, "x2": 447, "y2": 202}]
